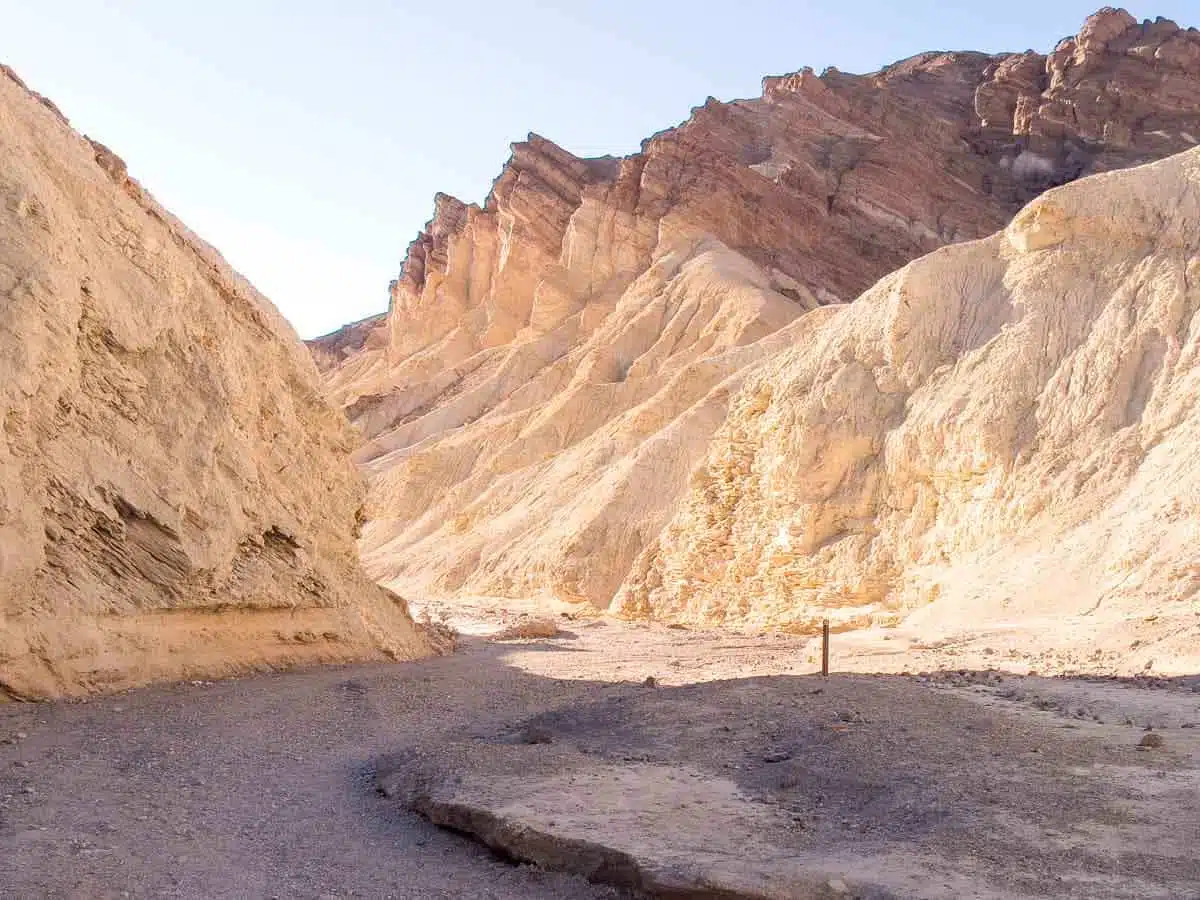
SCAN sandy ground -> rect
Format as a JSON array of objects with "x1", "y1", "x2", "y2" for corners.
[
  {"x1": 0, "y1": 642, "x2": 623, "y2": 899},
  {"x1": 413, "y1": 593, "x2": 1200, "y2": 680},
  {"x1": 2, "y1": 602, "x2": 1199, "y2": 898}
]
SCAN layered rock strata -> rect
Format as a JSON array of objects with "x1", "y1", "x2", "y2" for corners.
[
  {"x1": 618, "y1": 145, "x2": 1200, "y2": 678},
  {"x1": 315, "y1": 10, "x2": 1200, "y2": 647},
  {"x1": 0, "y1": 67, "x2": 432, "y2": 698}
]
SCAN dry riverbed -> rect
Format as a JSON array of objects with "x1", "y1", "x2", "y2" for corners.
[{"x1": 2, "y1": 611, "x2": 1199, "y2": 898}]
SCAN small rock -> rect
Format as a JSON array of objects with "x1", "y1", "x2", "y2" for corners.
[
  {"x1": 1138, "y1": 732, "x2": 1165, "y2": 750},
  {"x1": 827, "y1": 878, "x2": 850, "y2": 894},
  {"x1": 15, "y1": 731, "x2": 28, "y2": 740},
  {"x1": 21, "y1": 786, "x2": 35, "y2": 795},
  {"x1": 762, "y1": 750, "x2": 793, "y2": 763},
  {"x1": 519, "y1": 725, "x2": 554, "y2": 745},
  {"x1": 642, "y1": 676, "x2": 659, "y2": 687}
]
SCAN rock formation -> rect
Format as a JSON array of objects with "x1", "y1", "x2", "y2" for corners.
[
  {"x1": 309, "y1": 311, "x2": 388, "y2": 374},
  {"x1": 618, "y1": 147, "x2": 1200, "y2": 676},
  {"x1": 0, "y1": 67, "x2": 432, "y2": 699},
  {"x1": 314, "y1": 10, "x2": 1200, "y2": 654}
]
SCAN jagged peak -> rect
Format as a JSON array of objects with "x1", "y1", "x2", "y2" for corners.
[
  {"x1": 1080, "y1": 6, "x2": 1137, "y2": 40},
  {"x1": 484, "y1": 131, "x2": 621, "y2": 211}
]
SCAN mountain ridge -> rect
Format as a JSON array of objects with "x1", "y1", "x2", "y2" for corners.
[{"x1": 310, "y1": 9, "x2": 1200, "y2": 670}]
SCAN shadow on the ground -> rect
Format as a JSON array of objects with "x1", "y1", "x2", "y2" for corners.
[
  {"x1": 0, "y1": 631, "x2": 1196, "y2": 899},
  {"x1": 374, "y1": 636, "x2": 1200, "y2": 900}
]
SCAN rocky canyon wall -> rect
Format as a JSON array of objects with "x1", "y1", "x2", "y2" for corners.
[
  {"x1": 314, "y1": 9, "x2": 1200, "y2": 656},
  {"x1": 617, "y1": 146, "x2": 1200, "y2": 672},
  {"x1": 0, "y1": 67, "x2": 432, "y2": 698}
]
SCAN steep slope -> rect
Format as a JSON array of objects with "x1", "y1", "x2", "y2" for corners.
[
  {"x1": 0, "y1": 67, "x2": 431, "y2": 699},
  {"x1": 618, "y1": 146, "x2": 1200, "y2": 672},
  {"x1": 314, "y1": 9, "x2": 1200, "y2": 616}
]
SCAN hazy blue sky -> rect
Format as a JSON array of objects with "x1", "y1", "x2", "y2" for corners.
[{"x1": 3, "y1": 1, "x2": 1195, "y2": 337}]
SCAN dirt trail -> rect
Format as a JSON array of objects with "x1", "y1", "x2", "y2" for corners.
[
  {"x1": 2, "y1": 613, "x2": 1199, "y2": 898},
  {"x1": 0, "y1": 639, "x2": 623, "y2": 899}
]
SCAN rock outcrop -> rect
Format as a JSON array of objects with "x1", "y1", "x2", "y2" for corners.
[
  {"x1": 309, "y1": 311, "x2": 388, "y2": 374},
  {"x1": 617, "y1": 146, "x2": 1200, "y2": 676},
  {"x1": 0, "y1": 67, "x2": 432, "y2": 698},
  {"x1": 315, "y1": 10, "x2": 1200, "y2": 646}
]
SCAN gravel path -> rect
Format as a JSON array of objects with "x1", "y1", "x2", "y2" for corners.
[
  {"x1": 0, "y1": 639, "x2": 623, "y2": 899},
  {"x1": 2, "y1": 615, "x2": 1198, "y2": 898}
]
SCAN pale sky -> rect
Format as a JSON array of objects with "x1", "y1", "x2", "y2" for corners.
[{"x1": 2, "y1": 1, "x2": 1195, "y2": 338}]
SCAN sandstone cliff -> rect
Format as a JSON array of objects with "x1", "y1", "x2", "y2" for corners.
[
  {"x1": 0, "y1": 67, "x2": 432, "y2": 698},
  {"x1": 315, "y1": 10, "x2": 1200, "y2": 653}
]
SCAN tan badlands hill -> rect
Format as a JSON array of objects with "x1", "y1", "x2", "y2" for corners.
[
  {"x1": 0, "y1": 67, "x2": 432, "y2": 699},
  {"x1": 313, "y1": 9, "x2": 1200, "y2": 666},
  {"x1": 619, "y1": 147, "x2": 1200, "y2": 672}
]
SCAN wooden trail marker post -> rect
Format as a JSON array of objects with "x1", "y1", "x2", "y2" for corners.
[{"x1": 821, "y1": 618, "x2": 830, "y2": 676}]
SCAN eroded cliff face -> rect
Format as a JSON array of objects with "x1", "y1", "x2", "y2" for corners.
[
  {"x1": 0, "y1": 67, "x2": 431, "y2": 698},
  {"x1": 315, "y1": 10, "x2": 1200, "y2": 630},
  {"x1": 617, "y1": 146, "x2": 1200, "y2": 671},
  {"x1": 619, "y1": 146, "x2": 1200, "y2": 628}
]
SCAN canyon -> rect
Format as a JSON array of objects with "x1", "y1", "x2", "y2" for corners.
[
  {"x1": 1, "y1": 8, "x2": 1199, "y2": 899},
  {"x1": 314, "y1": 8, "x2": 1200, "y2": 672}
]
